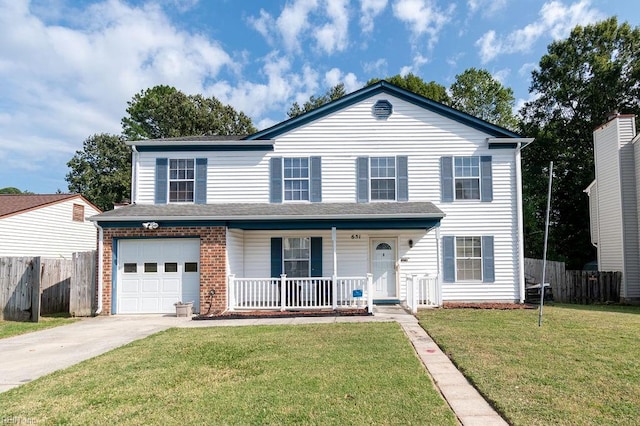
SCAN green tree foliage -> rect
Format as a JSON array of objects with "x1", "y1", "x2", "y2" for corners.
[
  {"x1": 367, "y1": 73, "x2": 450, "y2": 104},
  {"x1": 122, "y1": 85, "x2": 256, "y2": 140},
  {"x1": 520, "y1": 17, "x2": 640, "y2": 267},
  {"x1": 288, "y1": 83, "x2": 346, "y2": 118},
  {"x1": 0, "y1": 187, "x2": 26, "y2": 194},
  {"x1": 66, "y1": 134, "x2": 132, "y2": 211},
  {"x1": 450, "y1": 68, "x2": 518, "y2": 130}
]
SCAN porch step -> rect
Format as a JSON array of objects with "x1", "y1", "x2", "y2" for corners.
[{"x1": 373, "y1": 299, "x2": 401, "y2": 305}]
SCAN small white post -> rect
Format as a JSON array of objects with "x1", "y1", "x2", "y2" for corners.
[
  {"x1": 280, "y1": 274, "x2": 287, "y2": 312},
  {"x1": 366, "y1": 273, "x2": 373, "y2": 314},
  {"x1": 332, "y1": 274, "x2": 338, "y2": 310},
  {"x1": 227, "y1": 274, "x2": 236, "y2": 311},
  {"x1": 411, "y1": 274, "x2": 418, "y2": 314}
]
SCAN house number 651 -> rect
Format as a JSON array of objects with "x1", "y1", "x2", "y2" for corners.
[{"x1": 351, "y1": 234, "x2": 361, "y2": 239}]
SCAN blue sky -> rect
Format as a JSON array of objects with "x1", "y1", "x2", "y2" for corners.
[{"x1": 1, "y1": 0, "x2": 639, "y2": 195}]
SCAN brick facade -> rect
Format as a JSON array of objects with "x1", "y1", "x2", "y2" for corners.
[{"x1": 99, "y1": 226, "x2": 227, "y2": 315}]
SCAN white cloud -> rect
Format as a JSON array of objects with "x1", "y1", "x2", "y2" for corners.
[
  {"x1": 392, "y1": 0, "x2": 454, "y2": 48},
  {"x1": 467, "y1": 0, "x2": 507, "y2": 16},
  {"x1": 363, "y1": 58, "x2": 388, "y2": 75},
  {"x1": 519, "y1": 62, "x2": 538, "y2": 77},
  {"x1": 360, "y1": 0, "x2": 388, "y2": 33},
  {"x1": 324, "y1": 68, "x2": 362, "y2": 93},
  {"x1": 0, "y1": 0, "x2": 236, "y2": 190},
  {"x1": 399, "y1": 53, "x2": 429, "y2": 76},
  {"x1": 277, "y1": 0, "x2": 320, "y2": 52},
  {"x1": 492, "y1": 68, "x2": 510, "y2": 84},
  {"x1": 314, "y1": 0, "x2": 350, "y2": 54},
  {"x1": 475, "y1": 0, "x2": 604, "y2": 63}
]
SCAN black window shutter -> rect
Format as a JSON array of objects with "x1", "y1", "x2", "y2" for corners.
[
  {"x1": 397, "y1": 156, "x2": 408, "y2": 201},
  {"x1": 443, "y1": 236, "x2": 455, "y2": 282},
  {"x1": 270, "y1": 157, "x2": 283, "y2": 203},
  {"x1": 356, "y1": 157, "x2": 369, "y2": 203},
  {"x1": 271, "y1": 237, "x2": 283, "y2": 278},
  {"x1": 480, "y1": 156, "x2": 493, "y2": 202},
  {"x1": 310, "y1": 237, "x2": 323, "y2": 277},
  {"x1": 155, "y1": 158, "x2": 168, "y2": 204},
  {"x1": 441, "y1": 157, "x2": 453, "y2": 202},
  {"x1": 310, "y1": 157, "x2": 322, "y2": 202},
  {"x1": 195, "y1": 158, "x2": 207, "y2": 204}
]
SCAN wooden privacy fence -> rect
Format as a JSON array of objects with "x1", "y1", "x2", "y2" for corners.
[
  {"x1": 525, "y1": 258, "x2": 622, "y2": 304},
  {"x1": 0, "y1": 251, "x2": 96, "y2": 322}
]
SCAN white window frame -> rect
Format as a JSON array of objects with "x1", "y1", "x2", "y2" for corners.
[
  {"x1": 454, "y1": 156, "x2": 481, "y2": 201},
  {"x1": 169, "y1": 159, "x2": 195, "y2": 203},
  {"x1": 283, "y1": 237, "x2": 311, "y2": 277},
  {"x1": 370, "y1": 156, "x2": 396, "y2": 201},
  {"x1": 455, "y1": 236, "x2": 483, "y2": 281},
  {"x1": 283, "y1": 158, "x2": 310, "y2": 201}
]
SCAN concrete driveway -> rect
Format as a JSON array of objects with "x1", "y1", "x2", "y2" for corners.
[{"x1": 0, "y1": 315, "x2": 188, "y2": 393}]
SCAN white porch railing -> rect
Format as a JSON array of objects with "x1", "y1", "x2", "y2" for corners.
[
  {"x1": 406, "y1": 274, "x2": 441, "y2": 314},
  {"x1": 228, "y1": 274, "x2": 373, "y2": 314}
]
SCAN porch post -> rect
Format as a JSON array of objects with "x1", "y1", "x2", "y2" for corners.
[
  {"x1": 411, "y1": 274, "x2": 418, "y2": 314},
  {"x1": 332, "y1": 226, "x2": 338, "y2": 310},
  {"x1": 366, "y1": 273, "x2": 373, "y2": 314},
  {"x1": 435, "y1": 226, "x2": 443, "y2": 306},
  {"x1": 228, "y1": 274, "x2": 236, "y2": 311},
  {"x1": 280, "y1": 274, "x2": 287, "y2": 312}
]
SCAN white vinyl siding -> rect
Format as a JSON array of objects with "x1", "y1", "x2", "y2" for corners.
[
  {"x1": 0, "y1": 198, "x2": 100, "y2": 258},
  {"x1": 131, "y1": 93, "x2": 522, "y2": 302}
]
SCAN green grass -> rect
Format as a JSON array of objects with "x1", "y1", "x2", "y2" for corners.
[
  {"x1": 0, "y1": 314, "x2": 78, "y2": 339},
  {"x1": 417, "y1": 304, "x2": 640, "y2": 425},
  {"x1": 0, "y1": 322, "x2": 456, "y2": 425}
]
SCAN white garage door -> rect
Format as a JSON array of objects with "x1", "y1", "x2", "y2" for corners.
[{"x1": 117, "y1": 239, "x2": 200, "y2": 314}]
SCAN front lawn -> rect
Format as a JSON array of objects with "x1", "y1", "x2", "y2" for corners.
[
  {"x1": 0, "y1": 315, "x2": 77, "y2": 339},
  {"x1": 0, "y1": 322, "x2": 456, "y2": 425},
  {"x1": 418, "y1": 304, "x2": 640, "y2": 425}
]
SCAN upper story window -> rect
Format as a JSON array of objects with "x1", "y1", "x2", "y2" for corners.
[
  {"x1": 370, "y1": 157, "x2": 396, "y2": 200},
  {"x1": 270, "y1": 157, "x2": 321, "y2": 203},
  {"x1": 155, "y1": 157, "x2": 206, "y2": 205},
  {"x1": 440, "y1": 156, "x2": 492, "y2": 203},
  {"x1": 356, "y1": 156, "x2": 408, "y2": 203},
  {"x1": 454, "y1": 157, "x2": 480, "y2": 200},
  {"x1": 169, "y1": 159, "x2": 195, "y2": 203},
  {"x1": 284, "y1": 158, "x2": 309, "y2": 201}
]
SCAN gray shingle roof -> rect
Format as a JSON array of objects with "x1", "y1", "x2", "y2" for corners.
[{"x1": 90, "y1": 202, "x2": 444, "y2": 221}]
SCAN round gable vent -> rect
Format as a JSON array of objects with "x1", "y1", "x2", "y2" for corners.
[{"x1": 373, "y1": 100, "x2": 393, "y2": 119}]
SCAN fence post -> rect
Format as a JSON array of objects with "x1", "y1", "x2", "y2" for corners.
[
  {"x1": 366, "y1": 273, "x2": 373, "y2": 314},
  {"x1": 411, "y1": 274, "x2": 418, "y2": 314},
  {"x1": 280, "y1": 274, "x2": 287, "y2": 312},
  {"x1": 227, "y1": 275, "x2": 236, "y2": 311},
  {"x1": 31, "y1": 257, "x2": 41, "y2": 322}
]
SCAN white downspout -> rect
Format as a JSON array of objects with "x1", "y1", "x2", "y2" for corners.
[
  {"x1": 515, "y1": 142, "x2": 526, "y2": 303},
  {"x1": 131, "y1": 145, "x2": 139, "y2": 203},
  {"x1": 94, "y1": 223, "x2": 104, "y2": 315}
]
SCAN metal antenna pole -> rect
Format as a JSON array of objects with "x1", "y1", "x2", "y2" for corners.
[{"x1": 539, "y1": 161, "x2": 553, "y2": 327}]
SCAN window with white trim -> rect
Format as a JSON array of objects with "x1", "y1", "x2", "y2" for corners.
[
  {"x1": 283, "y1": 237, "x2": 310, "y2": 277},
  {"x1": 456, "y1": 236, "x2": 482, "y2": 281},
  {"x1": 454, "y1": 157, "x2": 480, "y2": 200},
  {"x1": 169, "y1": 159, "x2": 195, "y2": 202},
  {"x1": 284, "y1": 158, "x2": 309, "y2": 201},
  {"x1": 370, "y1": 157, "x2": 396, "y2": 200}
]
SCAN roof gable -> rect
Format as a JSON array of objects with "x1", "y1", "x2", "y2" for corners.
[
  {"x1": 0, "y1": 194, "x2": 101, "y2": 219},
  {"x1": 245, "y1": 80, "x2": 521, "y2": 140}
]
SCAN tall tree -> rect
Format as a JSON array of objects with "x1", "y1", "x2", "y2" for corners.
[
  {"x1": 367, "y1": 73, "x2": 450, "y2": 104},
  {"x1": 450, "y1": 68, "x2": 518, "y2": 130},
  {"x1": 288, "y1": 83, "x2": 346, "y2": 118},
  {"x1": 122, "y1": 85, "x2": 256, "y2": 140},
  {"x1": 66, "y1": 134, "x2": 132, "y2": 211},
  {"x1": 520, "y1": 17, "x2": 640, "y2": 268}
]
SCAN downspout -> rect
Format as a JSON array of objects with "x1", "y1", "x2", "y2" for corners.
[
  {"x1": 131, "y1": 144, "x2": 138, "y2": 203},
  {"x1": 94, "y1": 222, "x2": 104, "y2": 315},
  {"x1": 515, "y1": 142, "x2": 527, "y2": 303}
]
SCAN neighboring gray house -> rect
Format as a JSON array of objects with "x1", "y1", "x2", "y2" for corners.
[{"x1": 585, "y1": 113, "x2": 640, "y2": 302}]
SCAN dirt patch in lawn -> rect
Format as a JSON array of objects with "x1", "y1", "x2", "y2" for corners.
[{"x1": 443, "y1": 302, "x2": 537, "y2": 310}]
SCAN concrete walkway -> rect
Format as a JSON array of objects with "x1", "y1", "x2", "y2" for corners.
[{"x1": 0, "y1": 308, "x2": 507, "y2": 425}]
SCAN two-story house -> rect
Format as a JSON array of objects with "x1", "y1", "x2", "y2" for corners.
[{"x1": 90, "y1": 81, "x2": 533, "y2": 315}]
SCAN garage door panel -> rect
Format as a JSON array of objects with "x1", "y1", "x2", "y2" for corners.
[{"x1": 117, "y1": 239, "x2": 201, "y2": 314}]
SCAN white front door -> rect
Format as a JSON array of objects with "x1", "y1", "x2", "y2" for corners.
[{"x1": 371, "y1": 239, "x2": 397, "y2": 299}]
